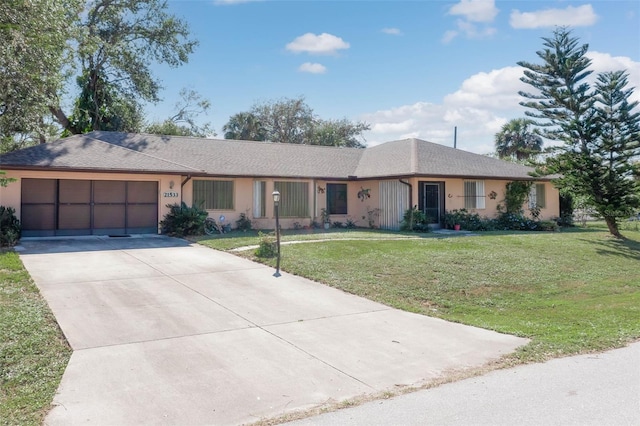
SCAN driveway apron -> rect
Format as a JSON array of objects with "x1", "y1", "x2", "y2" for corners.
[{"x1": 17, "y1": 236, "x2": 529, "y2": 425}]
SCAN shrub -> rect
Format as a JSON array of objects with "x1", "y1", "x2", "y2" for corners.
[
  {"x1": 235, "y1": 211, "x2": 253, "y2": 232},
  {"x1": 492, "y1": 212, "x2": 538, "y2": 231},
  {"x1": 345, "y1": 217, "x2": 357, "y2": 229},
  {"x1": 160, "y1": 202, "x2": 208, "y2": 236},
  {"x1": 331, "y1": 221, "x2": 343, "y2": 228},
  {"x1": 255, "y1": 232, "x2": 277, "y2": 258},
  {"x1": 400, "y1": 206, "x2": 430, "y2": 232},
  {"x1": 538, "y1": 220, "x2": 560, "y2": 232},
  {"x1": 445, "y1": 209, "x2": 491, "y2": 231},
  {"x1": 0, "y1": 206, "x2": 21, "y2": 246}
]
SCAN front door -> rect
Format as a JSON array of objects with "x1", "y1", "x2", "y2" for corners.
[{"x1": 423, "y1": 183, "x2": 440, "y2": 224}]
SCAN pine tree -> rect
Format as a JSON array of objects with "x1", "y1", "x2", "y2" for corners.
[{"x1": 518, "y1": 28, "x2": 640, "y2": 238}]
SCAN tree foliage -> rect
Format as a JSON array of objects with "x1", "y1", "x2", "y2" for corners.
[
  {"x1": 494, "y1": 118, "x2": 543, "y2": 161},
  {"x1": 518, "y1": 28, "x2": 640, "y2": 238},
  {"x1": 145, "y1": 88, "x2": 214, "y2": 137},
  {"x1": 223, "y1": 96, "x2": 369, "y2": 147},
  {"x1": 55, "y1": 0, "x2": 198, "y2": 134},
  {"x1": 222, "y1": 112, "x2": 267, "y2": 141},
  {"x1": 0, "y1": 0, "x2": 81, "y2": 145}
]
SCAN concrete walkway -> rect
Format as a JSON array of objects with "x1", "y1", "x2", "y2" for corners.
[{"x1": 18, "y1": 236, "x2": 527, "y2": 425}]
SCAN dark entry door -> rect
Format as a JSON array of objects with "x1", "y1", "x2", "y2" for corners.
[{"x1": 423, "y1": 183, "x2": 440, "y2": 224}]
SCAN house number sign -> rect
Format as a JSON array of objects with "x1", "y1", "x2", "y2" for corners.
[{"x1": 163, "y1": 191, "x2": 179, "y2": 198}]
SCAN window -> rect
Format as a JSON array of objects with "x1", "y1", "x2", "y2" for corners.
[
  {"x1": 327, "y1": 183, "x2": 347, "y2": 215},
  {"x1": 274, "y1": 181, "x2": 309, "y2": 217},
  {"x1": 464, "y1": 180, "x2": 485, "y2": 209},
  {"x1": 529, "y1": 183, "x2": 546, "y2": 209},
  {"x1": 253, "y1": 181, "x2": 266, "y2": 218},
  {"x1": 193, "y1": 180, "x2": 234, "y2": 210}
]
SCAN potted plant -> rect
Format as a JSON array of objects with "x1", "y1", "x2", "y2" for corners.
[
  {"x1": 444, "y1": 210, "x2": 461, "y2": 231},
  {"x1": 320, "y1": 208, "x2": 331, "y2": 230}
]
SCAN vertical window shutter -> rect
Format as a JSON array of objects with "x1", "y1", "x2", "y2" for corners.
[
  {"x1": 274, "y1": 181, "x2": 309, "y2": 217},
  {"x1": 536, "y1": 184, "x2": 546, "y2": 208},
  {"x1": 253, "y1": 181, "x2": 265, "y2": 217},
  {"x1": 476, "y1": 181, "x2": 485, "y2": 209},
  {"x1": 464, "y1": 181, "x2": 476, "y2": 209},
  {"x1": 192, "y1": 180, "x2": 234, "y2": 210}
]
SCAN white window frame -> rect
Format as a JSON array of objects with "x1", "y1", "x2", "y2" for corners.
[{"x1": 529, "y1": 183, "x2": 546, "y2": 209}]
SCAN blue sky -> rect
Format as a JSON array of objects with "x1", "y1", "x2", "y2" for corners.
[{"x1": 149, "y1": 0, "x2": 640, "y2": 153}]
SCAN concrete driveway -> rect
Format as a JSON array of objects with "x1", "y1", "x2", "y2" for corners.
[{"x1": 18, "y1": 235, "x2": 528, "y2": 425}]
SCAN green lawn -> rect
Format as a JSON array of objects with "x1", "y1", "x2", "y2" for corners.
[
  {"x1": 0, "y1": 250, "x2": 71, "y2": 426},
  {"x1": 200, "y1": 222, "x2": 640, "y2": 362}
]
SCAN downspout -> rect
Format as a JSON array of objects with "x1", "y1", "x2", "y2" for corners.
[
  {"x1": 399, "y1": 179, "x2": 413, "y2": 208},
  {"x1": 180, "y1": 175, "x2": 192, "y2": 205}
]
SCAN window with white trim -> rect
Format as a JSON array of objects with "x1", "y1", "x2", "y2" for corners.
[
  {"x1": 274, "y1": 181, "x2": 309, "y2": 217},
  {"x1": 193, "y1": 180, "x2": 234, "y2": 210},
  {"x1": 464, "y1": 180, "x2": 485, "y2": 209},
  {"x1": 529, "y1": 183, "x2": 546, "y2": 209}
]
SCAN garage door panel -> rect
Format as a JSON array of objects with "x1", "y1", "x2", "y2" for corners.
[
  {"x1": 94, "y1": 181, "x2": 126, "y2": 203},
  {"x1": 127, "y1": 204, "x2": 157, "y2": 229},
  {"x1": 128, "y1": 181, "x2": 157, "y2": 203},
  {"x1": 94, "y1": 205, "x2": 126, "y2": 229},
  {"x1": 59, "y1": 180, "x2": 91, "y2": 203},
  {"x1": 22, "y1": 179, "x2": 56, "y2": 204},
  {"x1": 22, "y1": 205, "x2": 56, "y2": 230},
  {"x1": 58, "y1": 205, "x2": 91, "y2": 229}
]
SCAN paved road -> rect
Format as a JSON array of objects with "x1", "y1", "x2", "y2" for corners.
[
  {"x1": 17, "y1": 236, "x2": 527, "y2": 425},
  {"x1": 289, "y1": 341, "x2": 640, "y2": 425}
]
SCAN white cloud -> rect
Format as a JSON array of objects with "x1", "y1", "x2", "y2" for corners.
[
  {"x1": 361, "y1": 53, "x2": 639, "y2": 153},
  {"x1": 298, "y1": 62, "x2": 327, "y2": 74},
  {"x1": 286, "y1": 33, "x2": 350, "y2": 55},
  {"x1": 510, "y1": 5, "x2": 598, "y2": 29},
  {"x1": 448, "y1": 0, "x2": 499, "y2": 23},
  {"x1": 444, "y1": 0, "x2": 498, "y2": 42},
  {"x1": 381, "y1": 28, "x2": 402, "y2": 36},
  {"x1": 442, "y1": 30, "x2": 458, "y2": 44}
]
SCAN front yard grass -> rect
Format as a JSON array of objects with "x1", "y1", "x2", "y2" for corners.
[
  {"x1": 0, "y1": 250, "x2": 71, "y2": 425},
  {"x1": 200, "y1": 222, "x2": 640, "y2": 362}
]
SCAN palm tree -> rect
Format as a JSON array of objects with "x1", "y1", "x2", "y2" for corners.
[
  {"x1": 495, "y1": 118, "x2": 543, "y2": 161},
  {"x1": 222, "y1": 112, "x2": 267, "y2": 141}
]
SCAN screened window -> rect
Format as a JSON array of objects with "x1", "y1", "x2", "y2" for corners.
[
  {"x1": 529, "y1": 183, "x2": 546, "y2": 209},
  {"x1": 193, "y1": 180, "x2": 234, "y2": 210},
  {"x1": 327, "y1": 183, "x2": 347, "y2": 215},
  {"x1": 274, "y1": 181, "x2": 309, "y2": 217},
  {"x1": 253, "y1": 181, "x2": 266, "y2": 218},
  {"x1": 464, "y1": 180, "x2": 485, "y2": 209}
]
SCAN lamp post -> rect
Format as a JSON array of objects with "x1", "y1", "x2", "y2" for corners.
[{"x1": 272, "y1": 190, "x2": 281, "y2": 277}]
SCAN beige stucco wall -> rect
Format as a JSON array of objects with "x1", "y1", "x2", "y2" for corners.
[
  {"x1": 0, "y1": 170, "x2": 561, "y2": 233},
  {"x1": 0, "y1": 170, "x2": 182, "y2": 233},
  {"x1": 399, "y1": 177, "x2": 560, "y2": 220}
]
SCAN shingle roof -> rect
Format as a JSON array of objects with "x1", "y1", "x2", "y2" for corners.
[
  {"x1": 354, "y1": 138, "x2": 538, "y2": 179},
  {"x1": 0, "y1": 132, "x2": 540, "y2": 180}
]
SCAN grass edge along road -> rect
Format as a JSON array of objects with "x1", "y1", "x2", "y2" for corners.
[
  {"x1": 0, "y1": 250, "x2": 71, "y2": 426},
  {"x1": 199, "y1": 223, "x2": 640, "y2": 363}
]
